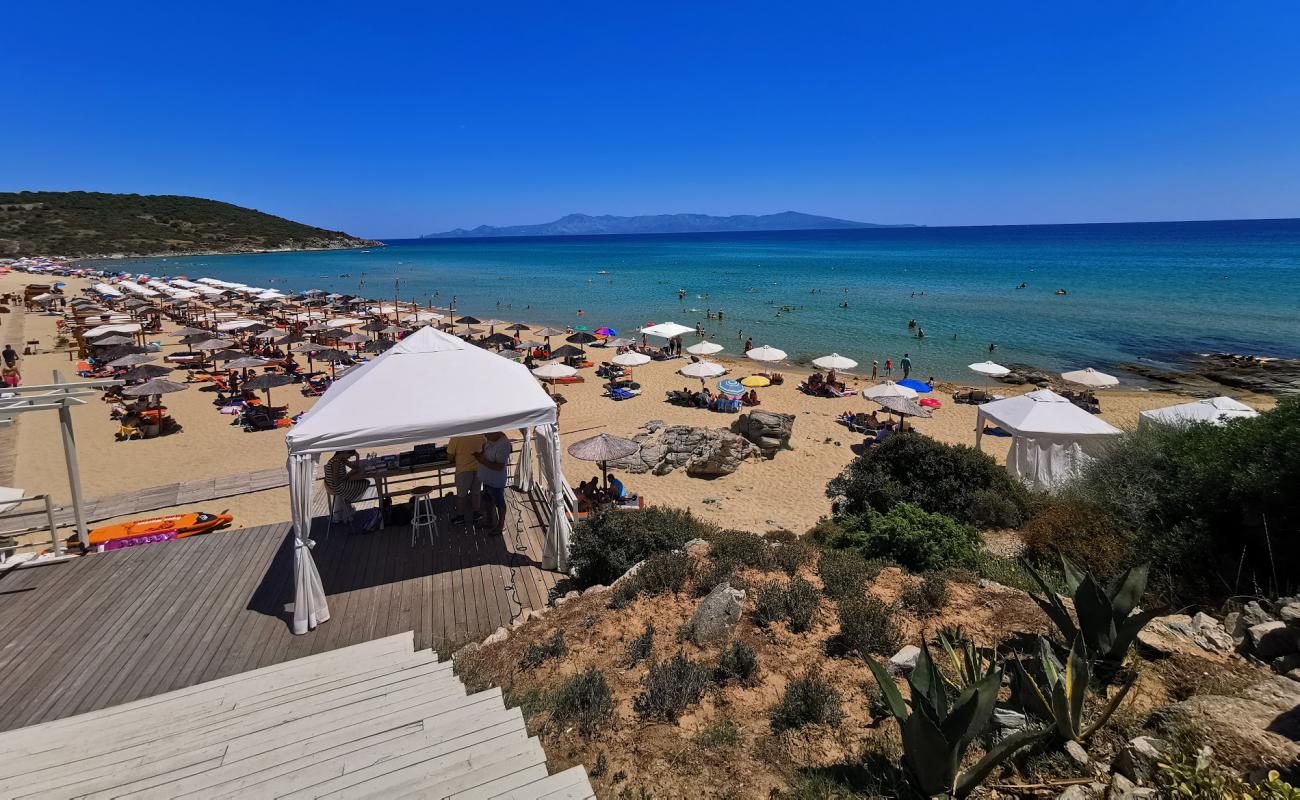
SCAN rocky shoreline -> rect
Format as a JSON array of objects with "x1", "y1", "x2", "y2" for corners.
[{"x1": 989, "y1": 353, "x2": 1300, "y2": 398}]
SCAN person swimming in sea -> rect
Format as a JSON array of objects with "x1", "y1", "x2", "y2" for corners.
[
  {"x1": 989, "y1": 342, "x2": 998, "y2": 352},
  {"x1": 908, "y1": 319, "x2": 917, "y2": 329}
]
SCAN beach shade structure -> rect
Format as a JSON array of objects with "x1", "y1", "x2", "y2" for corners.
[
  {"x1": 505, "y1": 323, "x2": 531, "y2": 332},
  {"x1": 336, "y1": 332, "x2": 369, "y2": 345},
  {"x1": 179, "y1": 332, "x2": 216, "y2": 345},
  {"x1": 550, "y1": 344, "x2": 585, "y2": 360},
  {"x1": 566, "y1": 332, "x2": 598, "y2": 344},
  {"x1": 686, "y1": 341, "x2": 725, "y2": 356},
  {"x1": 612, "y1": 351, "x2": 651, "y2": 367},
  {"x1": 680, "y1": 360, "x2": 726, "y2": 379},
  {"x1": 533, "y1": 326, "x2": 566, "y2": 338},
  {"x1": 361, "y1": 339, "x2": 393, "y2": 354},
  {"x1": 1061, "y1": 367, "x2": 1119, "y2": 388},
  {"x1": 975, "y1": 389, "x2": 1122, "y2": 490},
  {"x1": 812, "y1": 353, "x2": 858, "y2": 370},
  {"x1": 252, "y1": 329, "x2": 281, "y2": 341},
  {"x1": 897, "y1": 378, "x2": 933, "y2": 393},
  {"x1": 718, "y1": 379, "x2": 745, "y2": 396},
  {"x1": 969, "y1": 360, "x2": 1011, "y2": 377},
  {"x1": 277, "y1": 334, "x2": 307, "y2": 346},
  {"x1": 293, "y1": 341, "x2": 326, "y2": 354},
  {"x1": 568, "y1": 433, "x2": 640, "y2": 483},
  {"x1": 122, "y1": 378, "x2": 188, "y2": 407},
  {"x1": 740, "y1": 375, "x2": 771, "y2": 388},
  {"x1": 90, "y1": 334, "x2": 133, "y2": 347},
  {"x1": 223, "y1": 356, "x2": 271, "y2": 370},
  {"x1": 243, "y1": 372, "x2": 294, "y2": 405},
  {"x1": 190, "y1": 338, "x2": 230, "y2": 352},
  {"x1": 874, "y1": 394, "x2": 934, "y2": 419},
  {"x1": 605, "y1": 337, "x2": 635, "y2": 348},
  {"x1": 360, "y1": 319, "x2": 387, "y2": 333},
  {"x1": 861, "y1": 381, "x2": 919, "y2": 400},
  {"x1": 1138, "y1": 396, "x2": 1259, "y2": 428},
  {"x1": 315, "y1": 348, "x2": 354, "y2": 377},
  {"x1": 497, "y1": 349, "x2": 525, "y2": 360},
  {"x1": 380, "y1": 325, "x2": 407, "y2": 336},
  {"x1": 211, "y1": 349, "x2": 247, "y2": 363},
  {"x1": 461, "y1": 327, "x2": 486, "y2": 337},
  {"x1": 641, "y1": 321, "x2": 695, "y2": 340},
  {"x1": 106, "y1": 353, "x2": 158, "y2": 368},
  {"x1": 482, "y1": 332, "x2": 517, "y2": 348},
  {"x1": 531, "y1": 363, "x2": 577, "y2": 381},
  {"x1": 594, "y1": 327, "x2": 617, "y2": 337},
  {"x1": 123, "y1": 364, "x2": 173, "y2": 381},
  {"x1": 455, "y1": 316, "x2": 482, "y2": 333},
  {"x1": 99, "y1": 344, "x2": 154, "y2": 361},
  {"x1": 304, "y1": 322, "x2": 332, "y2": 332},
  {"x1": 746, "y1": 345, "x2": 787, "y2": 362}
]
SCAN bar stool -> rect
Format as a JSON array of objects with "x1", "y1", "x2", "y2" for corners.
[{"x1": 410, "y1": 485, "x2": 438, "y2": 547}]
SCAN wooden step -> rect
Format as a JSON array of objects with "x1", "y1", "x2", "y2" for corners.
[{"x1": 486, "y1": 766, "x2": 596, "y2": 800}]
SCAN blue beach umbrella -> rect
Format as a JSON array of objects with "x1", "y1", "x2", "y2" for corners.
[
  {"x1": 897, "y1": 378, "x2": 932, "y2": 393},
  {"x1": 718, "y1": 379, "x2": 745, "y2": 396}
]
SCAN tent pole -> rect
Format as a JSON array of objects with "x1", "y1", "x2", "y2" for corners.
[
  {"x1": 974, "y1": 409, "x2": 984, "y2": 451},
  {"x1": 53, "y1": 370, "x2": 90, "y2": 550}
]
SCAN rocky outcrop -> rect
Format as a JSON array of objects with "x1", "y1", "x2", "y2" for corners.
[
  {"x1": 732, "y1": 411, "x2": 794, "y2": 458},
  {"x1": 607, "y1": 424, "x2": 762, "y2": 477},
  {"x1": 1152, "y1": 675, "x2": 1300, "y2": 774},
  {"x1": 1118, "y1": 353, "x2": 1300, "y2": 397}
]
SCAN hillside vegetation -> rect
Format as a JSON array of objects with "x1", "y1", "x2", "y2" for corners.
[{"x1": 0, "y1": 191, "x2": 377, "y2": 257}]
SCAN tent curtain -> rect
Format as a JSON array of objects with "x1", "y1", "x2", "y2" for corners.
[
  {"x1": 535, "y1": 423, "x2": 574, "y2": 573},
  {"x1": 513, "y1": 426, "x2": 535, "y2": 491},
  {"x1": 288, "y1": 453, "x2": 330, "y2": 634}
]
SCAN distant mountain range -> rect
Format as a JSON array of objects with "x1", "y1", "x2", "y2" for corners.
[{"x1": 421, "y1": 211, "x2": 915, "y2": 239}]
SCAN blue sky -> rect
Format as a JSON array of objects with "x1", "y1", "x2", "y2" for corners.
[{"x1": 3, "y1": 1, "x2": 1298, "y2": 237}]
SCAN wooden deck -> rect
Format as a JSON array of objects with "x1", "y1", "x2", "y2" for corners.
[{"x1": 0, "y1": 485, "x2": 565, "y2": 733}]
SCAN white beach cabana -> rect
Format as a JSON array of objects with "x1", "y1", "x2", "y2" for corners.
[
  {"x1": 284, "y1": 325, "x2": 571, "y2": 635},
  {"x1": 1138, "y1": 396, "x2": 1259, "y2": 428},
  {"x1": 975, "y1": 389, "x2": 1122, "y2": 490}
]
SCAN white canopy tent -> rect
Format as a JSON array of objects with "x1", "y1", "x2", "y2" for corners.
[
  {"x1": 284, "y1": 325, "x2": 571, "y2": 634},
  {"x1": 1138, "y1": 396, "x2": 1259, "y2": 428},
  {"x1": 975, "y1": 389, "x2": 1122, "y2": 490}
]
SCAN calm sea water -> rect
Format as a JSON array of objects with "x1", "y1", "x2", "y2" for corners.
[{"x1": 123, "y1": 219, "x2": 1300, "y2": 382}]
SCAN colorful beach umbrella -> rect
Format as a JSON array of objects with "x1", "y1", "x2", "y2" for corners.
[
  {"x1": 595, "y1": 327, "x2": 617, "y2": 337},
  {"x1": 740, "y1": 375, "x2": 771, "y2": 388},
  {"x1": 718, "y1": 379, "x2": 745, "y2": 396}
]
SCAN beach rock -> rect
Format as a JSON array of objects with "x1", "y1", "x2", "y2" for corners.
[
  {"x1": 1242, "y1": 600, "x2": 1276, "y2": 627},
  {"x1": 1248, "y1": 621, "x2": 1300, "y2": 661},
  {"x1": 1223, "y1": 611, "x2": 1248, "y2": 645},
  {"x1": 610, "y1": 425, "x2": 760, "y2": 477},
  {"x1": 887, "y1": 645, "x2": 921, "y2": 676},
  {"x1": 1112, "y1": 736, "x2": 1166, "y2": 783},
  {"x1": 992, "y1": 706, "x2": 1029, "y2": 732},
  {"x1": 1064, "y1": 740, "x2": 1090, "y2": 768},
  {"x1": 1151, "y1": 675, "x2": 1300, "y2": 774},
  {"x1": 483, "y1": 626, "x2": 509, "y2": 646},
  {"x1": 733, "y1": 410, "x2": 794, "y2": 458},
  {"x1": 1056, "y1": 786, "x2": 1089, "y2": 800},
  {"x1": 1280, "y1": 602, "x2": 1300, "y2": 627},
  {"x1": 1138, "y1": 613, "x2": 1231, "y2": 657},
  {"x1": 1108, "y1": 773, "x2": 1155, "y2": 800},
  {"x1": 685, "y1": 431, "x2": 762, "y2": 477},
  {"x1": 689, "y1": 582, "x2": 746, "y2": 645}
]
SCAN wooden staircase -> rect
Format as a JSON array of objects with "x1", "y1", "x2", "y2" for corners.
[{"x1": 0, "y1": 632, "x2": 593, "y2": 799}]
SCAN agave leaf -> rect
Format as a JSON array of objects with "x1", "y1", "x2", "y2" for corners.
[
  {"x1": 1065, "y1": 640, "x2": 1090, "y2": 735},
  {"x1": 866, "y1": 657, "x2": 910, "y2": 723},
  {"x1": 955, "y1": 727, "x2": 1048, "y2": 798},
  {"x1": 1011, "y1": 654, "x2": 1052, "y2": 719},
  {"x1": 903, "y1": 700, "x2": 960, "y2": 797},
  {"x1": 1060, "y1": 554, "x2": 1086, "y2": 594},
  {"x1": 938, "y1": 631, "x2": 965, "y2": 686},
  {"x1": 1111, "y1": 606, "x2": 1164, "y2": 664},
  {"x1": 1074, "y1": 575, "x2": 1118, "y2": 657},
  {"x1": 911, "y1": 643, "x2": 949, "y2": 719},
  {"x1": 1022, "y1": 559, "x2": 1079, "y2": 643},
  {"x1": 1037, "y1": 636, "x2": 1061, "y2": 688},
  {"x1": 1107, "y1": 563, "x2": 1149, "y2": 619},
  {"x1": 942, "y1": 666, "x2": 1002, "y2": 749},
  {"x1": 1081, "y1": 669, "x2": 1139, "y2": 740},
  {"x1": 1049, "y1": 669, "x2": 1077, "y2": 739}
]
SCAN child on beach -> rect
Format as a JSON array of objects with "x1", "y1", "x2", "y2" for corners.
[
  {"x1": 871, "y1": 360, "x2": 878, "y2": 380},
  {"x1": 884, "y1": 358, "x2": 893, "y2": 377}
]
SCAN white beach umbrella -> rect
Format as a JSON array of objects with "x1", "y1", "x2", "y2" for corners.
[
  {"x1": 812, "y1": 353, "x2": 858, "y2": 370},
  {"x1": 746, "y1": 345, "x2": 787, "y2": 362},
  {"x1": 641, "y1": 321, "x2": 695, "y2": 339},
  {"x1": 1061, "y1": 367, "x2": 1119, "y2": 388},
  {"x1": 532, "y1": 363, "x2": 578, "y2": 380},
  {"x1": 861, "y1": 381, "x2": 919, "y2": 400},
  {"x1": 680, "y1": 360, "x2": 726, "y2": 379},
  {"x1": 686, "y1": 341, "x2": 724, "y2": 356},
  {"x1": 968, "y1": 361, "x2": 1011, "y2": 377},
  {"x1": 612, "y1": 351, "x2": 651, "y2": 367}
]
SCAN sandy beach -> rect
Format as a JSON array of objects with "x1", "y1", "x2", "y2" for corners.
[{"x1": 1, "y1": 270, "x2": 1275, "y2": 544}]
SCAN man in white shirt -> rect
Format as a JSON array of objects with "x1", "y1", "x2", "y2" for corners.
[{"x1": 474, "y1": 431, "x2": 512, "y2": 534}]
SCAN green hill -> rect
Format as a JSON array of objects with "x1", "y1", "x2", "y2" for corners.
[{"x1": 0, "y1": 191, "x2": 378, "y2": 257}]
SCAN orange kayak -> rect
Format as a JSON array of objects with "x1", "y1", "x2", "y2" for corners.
[{"x1": 79, "y1": 511, "x2": 233, "y2": 549}]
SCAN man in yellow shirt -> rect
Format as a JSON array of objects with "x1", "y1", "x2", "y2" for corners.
[{"x1": 446, "y1": 434, "x2": 486, "y2": 525}]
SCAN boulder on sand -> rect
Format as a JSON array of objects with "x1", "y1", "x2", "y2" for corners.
[
  {"x1": 733, "y1": 410, "x2": 794, "y2": 458},
  {"x1": 689, "y1": 581, "x2": 746, "y2": 645}
]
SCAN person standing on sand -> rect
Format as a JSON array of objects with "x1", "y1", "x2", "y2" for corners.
[
  {"x1": 2, "y1": 344, "x2": 17, "y2": 370},
  {"x1": 744, "y1": 337, "x2": 753, "y2": 352},
  {"x1": 901, "y1": 353, "x2": 912, "y2": 379},
  {"x1": 884, "y1": 358, "x2": 893, "y2": 378},
  {"x1": 871, "y1": 360, "x2": 878, "y2": 380}
]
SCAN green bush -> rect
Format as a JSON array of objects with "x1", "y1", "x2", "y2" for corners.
[
  {"x1": 817, "y1": 549, "x2": 882, "y2": 600},
  {"x1": 771, "y1": 673, "x2": 844, "y2": 731},
  {"x1": 716, "y1": 640, "x2": 760, "y2": 686},
  {"x1": 767, "y1": 530, "x2": 816, "y2": 575},
  {"x1": 707, "y1": 529, "x2": 775, "y2": 572},
  {"x1": 827, "y1": 431, "x2": 1037, "y2": 528},
  {"x1": 1021, "y1": 496, "x2": 1135, "y2": 577},
  {"x1": 899, "y1": 573, "x2": 948, "y2": 617},
  {"x1": 634, "y1": 652, "x2": 712, "y2": 723},
  {"x1": 753, "y1": 577, "x2": 820, "y2": 633},
  {"x1": 520, "y1": 631, "x2": 567, "y2": 669},
  {"x1": 570, "y1": 507, "x2": 717, "y2": 588},
  {"x1": 1067, "y1": 399, "x2": 1300, "y2": 605},
  {"x1": 626, "y1": 624, "x2": 655, "y2": 666},
  {"x1": 848, "y1": 503, "x2": 982, "y2": 573},
  {"x1": 835, "y1": 596, "x2": 902, "y2": 658},
  {"x1": 550, "y1": 668, "x2": 613, "y2": 735}
]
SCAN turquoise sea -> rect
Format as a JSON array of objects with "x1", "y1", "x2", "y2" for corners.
[{"x1": 122, "y1": 219, "x2": 1300, "y2": 382}]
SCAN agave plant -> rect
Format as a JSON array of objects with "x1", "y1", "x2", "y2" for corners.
[
  {"x1": 868, "y1": 643, "x2": 1046, "y2": 799},
  {"x1": 1022, "y1": 556, "x2": 1160, "y2": 677},
  {"x1": 936, "y1": 627, "x2": 997, "y2": 691},
  {"x1": 1012, "y1": 636, "x2": 1137, "y2": 743}
]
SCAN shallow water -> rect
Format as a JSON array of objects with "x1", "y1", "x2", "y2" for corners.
[{"x1": 122, "y1": 218, "x2": 1300, "y2": 381}]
